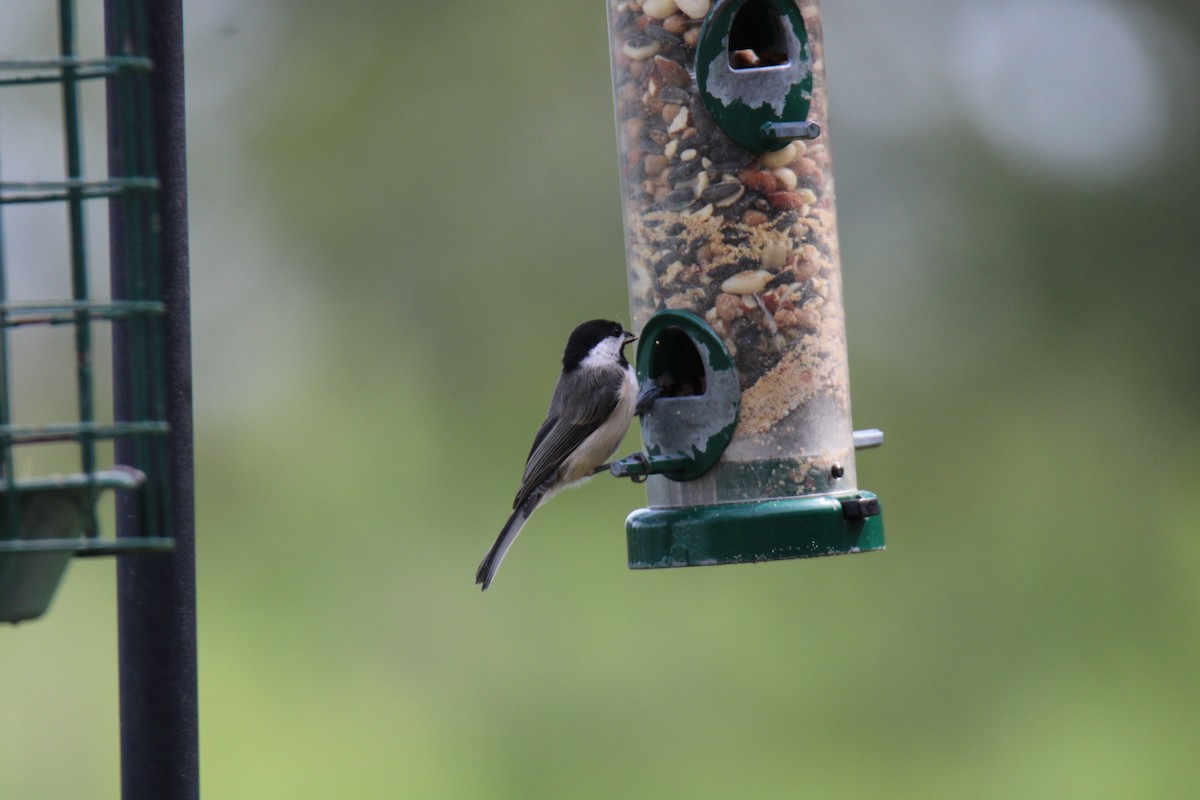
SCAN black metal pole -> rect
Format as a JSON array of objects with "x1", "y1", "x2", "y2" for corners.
[{"x1": 108, "y1": 1, "x2": 198, "y2": 798}]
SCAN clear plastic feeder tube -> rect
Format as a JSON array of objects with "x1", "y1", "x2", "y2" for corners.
[{"x1": 607, "y1": 0, "x2": 857, "y2": 507}]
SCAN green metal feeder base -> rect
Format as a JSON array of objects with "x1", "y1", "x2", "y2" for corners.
[
  {"x1": 0, "y1": 470, "x2": 172, "y2": 623},
  {"x1": 626, "y1": 491, "x2": 884, "y2": 569}
]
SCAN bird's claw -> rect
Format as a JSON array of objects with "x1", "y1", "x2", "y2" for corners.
[
  {"x1": 635, "y1": 384, "x2": 665, "y2": 417},
  {"x1": 627, "y1": 451, "x2": 650, "y2": 483},
  {"x1": 603, "y1": 451, "x2": 653, "y2": 482}
]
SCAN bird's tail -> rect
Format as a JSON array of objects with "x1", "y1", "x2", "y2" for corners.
[{"x1": 475, "y1": 494, "x2": 539, "y2": 591}]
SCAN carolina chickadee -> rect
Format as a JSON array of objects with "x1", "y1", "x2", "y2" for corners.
[{"x1": 475, "y1": 319, "x2": 638, "y2": 591}]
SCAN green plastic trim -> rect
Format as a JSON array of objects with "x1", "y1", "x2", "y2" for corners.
[
  {"x1": 695, "y1": 0, "x2": 815, "y2": 152},
  {"x1": 635, "y1": 309, "x2": 739, "y2": 481},
  {"x1": 627, "y1": 490, "x2": 884, "y2": 569}
]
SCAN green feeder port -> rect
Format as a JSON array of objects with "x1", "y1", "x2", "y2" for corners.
[
  {"x1": 695, "y1": 0, "x2": 819, "y2": 152},
  {"x1": 606, "y1": 0, "x2": 884, "y2": 568}
]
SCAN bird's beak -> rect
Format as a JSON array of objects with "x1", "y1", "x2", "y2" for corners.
[{"x1": 623, "y1": 331, "x2": 637, "y2": 345}]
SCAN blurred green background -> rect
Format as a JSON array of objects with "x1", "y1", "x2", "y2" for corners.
[{"x1": 3, "y1": 0, "x2": 1199, "y2": 797}]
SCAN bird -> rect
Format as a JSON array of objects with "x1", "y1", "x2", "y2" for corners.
[{"x1": 475, "y1": 319, "x2": 639, "y2": 591}]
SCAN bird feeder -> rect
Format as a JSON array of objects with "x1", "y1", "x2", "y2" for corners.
[
  {"x1": 0, "y1": 2, "x2": 174, "y2": 622},
  {"x1": 606, "y1": 0, "x2": 884, "y2": 567}
]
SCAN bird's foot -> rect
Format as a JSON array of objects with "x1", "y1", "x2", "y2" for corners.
[
  {"x1": 635, "y1": 384, "x2": 665, "y2": 417},
  {"x1": 624, "y1": 451, "x2": 651, "y2": 483}
]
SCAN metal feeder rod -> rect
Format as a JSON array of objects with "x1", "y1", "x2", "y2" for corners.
[{"x1": 108, "y1": 1, "x2": 198, "y2": 798}]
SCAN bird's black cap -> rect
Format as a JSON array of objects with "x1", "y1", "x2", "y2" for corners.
[{"x1": 562, "y1": 319, "x2": 635, "y2": 371}]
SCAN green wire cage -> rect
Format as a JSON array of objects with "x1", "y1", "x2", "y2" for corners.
[{"x1": 0, "y1": 0, "x2": 173, "y2": 624}]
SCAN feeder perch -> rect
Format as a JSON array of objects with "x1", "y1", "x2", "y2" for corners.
[
  {"x1": 0, "y1": 2, "x2": 174, "y2": 622},
  {"x1": 606, "y1": 0, "x2": 884, "y2": 568}
]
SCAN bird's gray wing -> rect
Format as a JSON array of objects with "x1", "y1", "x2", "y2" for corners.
[{"x1": 513, "y1": 368, "x2": 622, "y2": 508}]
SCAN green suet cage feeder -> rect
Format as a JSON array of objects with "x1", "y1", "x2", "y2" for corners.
[
  {"x1": 0, "y1": 0, "x2": 173, "y2": 623},
  {"x1": 606, "y1": 0, "x2": 885, "y2": 568}
]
